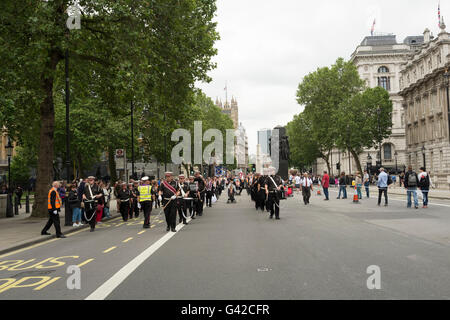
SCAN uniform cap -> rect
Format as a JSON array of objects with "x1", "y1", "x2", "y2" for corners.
[
  {"x1": 141, "y1": 176, "x2": 149, "y2": 181},
  {"x1": 165, "y1": 172, "x2": 173, "y2": 176}
]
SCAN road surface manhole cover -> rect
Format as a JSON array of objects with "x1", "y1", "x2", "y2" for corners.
[{"x1": 257, "y1": 267, "x2": 272, "y2": 272}]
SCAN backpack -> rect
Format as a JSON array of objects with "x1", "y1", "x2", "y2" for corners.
[
  {"x1": 407, "y1": 172, "x2": 417, "y2": 187},
  {"x1": 387, "y1": 175, "x2": 393, "y2": 185}
]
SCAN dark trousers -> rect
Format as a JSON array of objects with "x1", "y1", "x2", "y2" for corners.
[
  {"x1": 185, "y1": 199, "x2": 194, "y2": 216},
  {"x1": 131, "y1": 199, "x2": 139, "y2": 218},
  {"x1": 206, "y1": 191, "x2": 213, "y2": 207},
  {"x1": 163, "y1": 200, "x2": 177, "y2": 230},
  {"x1": 120, "y1": 201, "x2": 130, "y2": 221},
  {"x1": 323, "y1": 187, "x2": 329, "y2": 200},
  {"x1": 142, "y1": 201, "x2": 152, "y2": 227},
  {"x1": 302, "y1": 187, "x2": 311, "y2": 204},
  {"x1": 378, "y1": 188, "x2": 388, "y2": 205},
  {"x1": 267, "y1": 192, "x2": 280, "y2": 218},
  {"x1": 41, "y1": 210, "x2": 63, "y2": 236},
  {"x1": 197, "y1": 192, "x2": 205, "y2": 215},
  {"x1": 257, "y1": 190, "x2": 266, "y2": 211},
  {"x1": 84, "y1": 208, "x2": 97, "y2": 229},
  {"x1": 177, "y1": 199, "x2": 187, "y2": 223}
]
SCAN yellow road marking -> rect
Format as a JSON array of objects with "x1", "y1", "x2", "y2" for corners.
[
  {"x1": 34, "y1": 277, "x2": 61, "y2": 290},
  {"x1": 123, "y1": 237, "x2": 133, "y2": 243},
  {"x1": 103, "y1": 246, "x2": 117, "y2": 253},
  {"x1": 151, "y1": 225, "x2": 155, "y2": 228},
  {"x1": 77, "y1": 259, "x2": 94, "y2": 268},
  {"x1": 0, "y1": 239, "x2": 58, "y2": 259},
  {"x1": 138, "y1": 230, "x2": 146, "y2": 235}
]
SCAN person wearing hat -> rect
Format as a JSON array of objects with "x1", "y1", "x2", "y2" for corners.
[
  {"x1": 138, "y1": 176, "x2": 153, "y2": 228},
  {"x1": 265, "y1": 167, "x2": 282, "y2": 220},
  {"x1": 257, "y1": 171, "x2": 267, "y2": 212},
  {"x1": 82, "y1": 176, "x2": 102, "y2": 232},
  {"x1": 130, "y1": 181, "x2": 140, "y2": 219},
  {"x1": 117, "y1": 182, "x2": 132, "y2": 221},
  {"x1": 159, "y1": 172, "x2": 180, "y2": 232},
  {"x1": 177, "y1": 174, "x2": 190, "y2": 225},
  {"x1": 187, "y1": 176, "x2": 197, "y2": 219}
]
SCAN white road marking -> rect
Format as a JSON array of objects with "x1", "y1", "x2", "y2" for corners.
[{"x1": 85, "y1": 219, "x2": 190, "y2": 300}]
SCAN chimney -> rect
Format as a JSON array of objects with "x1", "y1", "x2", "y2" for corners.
[{"x1": 424, "y1": 28, "x2": 430, "y2": 43}]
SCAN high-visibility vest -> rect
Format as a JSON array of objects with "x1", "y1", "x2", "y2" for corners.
[
  {"x1": 138, "y1": 185, "x2": 152, "y2": 202},
  {"x1": 48, "y1": 187, "x2": 62, "y2": 210}
]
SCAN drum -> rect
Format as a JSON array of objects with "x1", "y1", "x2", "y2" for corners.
[{"x1": 84, "y1": 199, "x2": 96, "y2": 212}]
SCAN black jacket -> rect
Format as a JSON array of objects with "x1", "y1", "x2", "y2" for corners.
[
  {"x1": 68, "y1": 190, "x2": 81, "y2": 208},
  {"x1": 404, "y1": 171, "x2": 419, "y2": 188},
  {"x1": 418, "y1": 173, "x2": 430, "y2": 190}
]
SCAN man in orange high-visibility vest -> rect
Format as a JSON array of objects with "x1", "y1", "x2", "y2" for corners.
[{"x1": 41, "y1": 181, "x2": 66, "y2": 238}]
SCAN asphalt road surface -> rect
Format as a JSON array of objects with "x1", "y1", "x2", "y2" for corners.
[{"x1": 1, "y1": 188, "x2": 450, "y2": 300}]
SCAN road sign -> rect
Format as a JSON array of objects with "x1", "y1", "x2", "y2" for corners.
[{"x1": 115, "y1": 149, "x2": 124, "y2": 158}]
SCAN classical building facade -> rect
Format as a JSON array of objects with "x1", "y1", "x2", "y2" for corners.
[
  {"x1": 315, "y1": 33, "x2": 424, "y2": 176},
  {"x1": 399, "y1": 24, "x2": 450, "y2": 188}
]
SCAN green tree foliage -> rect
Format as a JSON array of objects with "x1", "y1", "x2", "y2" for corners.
[
  {"x1": 292, "y1": 58, "x2": 392, "y2": 174},
  {"x1": 0, "y1": 0, "x2": 219, "y2": 217}
]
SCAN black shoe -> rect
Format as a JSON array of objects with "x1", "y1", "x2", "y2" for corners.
[
  {"x1": 41, "y1": 232, "x2": 51, "y2": 236},
  {"x1": 90, "y1": 228, "x2": 95, "y2": 232},
  {"x1": 57, "y1": 234, "x2": 66, "y2": 238},
  {"x1": 166, "y1": 227, "x2": 170, "y2": 231},
  {"x1": 191, "y1": 216, "x2": 196, "y2": 219},
  {"x1": 270, "y1": 215, "x2": 273, "y2": 219},
  {"x1": 179, "y1": 219, "x2": 182, "y2": 223},
  {"x1": 183, "y1": 222, "x2": 188, "y2": 225},
  {"x1": 275, "y1": 217, "x2": 280, "y2": 220},
  {"x1": 415, "y1": 206, "x2": 419, "y2": 209},
  {"x1": 171, "y1": 228, "x2": 177, "y2": 232},
  {"x1": 143, "y1": 225, "x2": 150, "y2": 229},
  {"x1": 384, "y1": 204, "x2": 388, "y2": 207}
]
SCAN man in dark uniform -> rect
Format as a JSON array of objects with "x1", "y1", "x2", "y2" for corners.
[
  {"x1": 187, "y1": 176, "x2": 198, "y2": 219},
  {"x1": 82, "y1": 176, "x2": 102, "y2": 232},
  {"x1": 158, "y1": 172, "x2": 180, "y2": 232},
  {"x1": 265, "y1": 167, "x2": 282, "y2": 220},
  {"x1": 257, "y1": 172, "x2": 267, "y2": 212},
  {"x1": 41, "y1": 181, "x2": 66, "y2": 238},
  {"x1": 130, "y1": 181, "x2": 140, "y2": 218},
  {"x1": 177, "y1": 174, "x2": 190, "y2": 225},
  {"x1": 194, "y1": 171, "x2": 206, "y2": 216},
  {"x1": 117, "y1": 182, "x2": 132, "y2": 221}
]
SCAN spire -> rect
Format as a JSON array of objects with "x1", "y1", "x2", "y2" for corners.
[{"x1": 440, "y1": 16, "x2": 446, "y2": 33}]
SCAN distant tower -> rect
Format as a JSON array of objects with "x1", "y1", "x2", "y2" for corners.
[{"x1": 216, "y1": 95, "x2": 239, "y2": 129}]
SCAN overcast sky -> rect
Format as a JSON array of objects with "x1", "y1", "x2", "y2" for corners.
[{"x1": 197, "y1": 0, "x2": 445, "y2": 154}]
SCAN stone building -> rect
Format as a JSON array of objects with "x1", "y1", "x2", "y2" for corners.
[
  {"x1": 315, "y1": 33, "x2": 424, "y2": 176},
  {"x1": 216, "y1": 97, "x2": 239, "y2": 129},
  {"x1": 399, "y1": 23, "x2": 450, "y2": 188}
]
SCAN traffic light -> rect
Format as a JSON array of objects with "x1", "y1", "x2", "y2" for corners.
[{"x1": 251, "y1": 164, "x2": 256, "y2": 172}]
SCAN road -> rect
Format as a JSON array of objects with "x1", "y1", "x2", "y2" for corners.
[{"x1": 1, "y1": 188, "x2": 450, "y2": 300}]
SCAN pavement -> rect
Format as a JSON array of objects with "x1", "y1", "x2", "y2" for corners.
[{"x1": 1, "y1": 189, "x2": 450, "y2": 299}]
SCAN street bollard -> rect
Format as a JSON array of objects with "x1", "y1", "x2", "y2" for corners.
[
  {"x1": 64, "y1": 198, "x2": 72, "y2": 226},
  {"x1": 6, "y1": 194, "x2": 14, "y2": 218},
  {"x1": 26, "y1": 194, "x2": 30, "y2": 213},
  {"x1": 14, "y1": 196, "x2": 19, "y2": 215}
]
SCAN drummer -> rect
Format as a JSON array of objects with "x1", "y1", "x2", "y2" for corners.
[
  {"x1": 187, "y1": 176, "x2": 197, "y2": 219},
  {"x1": 177, "y1": 174, "x2": 190, "y2": 225}
]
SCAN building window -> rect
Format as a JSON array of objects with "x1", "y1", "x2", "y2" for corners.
[
  {"x1": 378, "y1": 66, "x2": 389, "y2": 73},
  {"x1": 378, "y1": 77, "x2": 391, "y2": 91},
  {"x1": 383, "y1": 144, "x2": 392, "y2": 161}
]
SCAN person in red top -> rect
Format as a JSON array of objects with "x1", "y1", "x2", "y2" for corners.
[{"x1": 322, "y1": 171, "x2": 330, "y2": 201}]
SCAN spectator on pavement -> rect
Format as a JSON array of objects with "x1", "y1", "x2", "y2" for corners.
[
  {"x1": 377, "y1": 168, "x2": 388, "y2": 207},
  {"x1": 363, "y1": 170, "x2": 370, "y2": 198},
  {"x1": 418, "y1": 167, "x2": 430, "y2": 209},
  {"x1": 322, "y1": 171, "x2": 330, "y2": 201},
  {"x1": 14, "y1": 186, "x2": 23, "y2": 208},
  {"x1": 68, "y1": 184, "x2": 82, "y2": 227},
  {"x1": 404, "y1": 165, "x2": 419, "y2": 209},
  {"x1": 355, "y1": 171, "x2": 363, "y2": 200},
  {"x1": 337, "y1": 172, "x2": 347, "y2": 199}
]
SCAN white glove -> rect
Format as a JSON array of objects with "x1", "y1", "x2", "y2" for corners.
[
  {"x1": 53, "y1": 210, "x2": 58, "y2": 215},
  {"x1": 171, "y1": 195, "x2": 176, "y2": 200},
  {"x1": 158, "y1": 195, "x2": 162, "y2": 201},
  {"x1": 137, "y1": 203, "x2": 141, "y2": 209}
]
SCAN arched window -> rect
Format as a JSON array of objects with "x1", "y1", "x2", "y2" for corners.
[
  {"x1": 378, "y1": 66, "x2": 389, "y2": 73},
  {"x1": 378, "y1": 76, "x2": 391, "y2": 91},
  {"x1": 383, "y1": 144, "x2": 392, "y2": 161}
]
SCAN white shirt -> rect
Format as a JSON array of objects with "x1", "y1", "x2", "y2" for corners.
[
  {"x1": 301, "y1": 178, "x2": 313, "y2": 187},
  {"x1": 294, "y1": 176, "x2": 301, "y2": 184}
]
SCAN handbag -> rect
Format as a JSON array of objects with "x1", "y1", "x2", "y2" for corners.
[{"x1": 211, "y1": 194, "x2": 217, "y2": 204}]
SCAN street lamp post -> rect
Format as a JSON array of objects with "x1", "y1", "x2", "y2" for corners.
[
  {"x1": 5, "y1": 137, "x2": 14, "y2": 217},
  {"x1": 421, "y1": 145, "x2": 426, "y2": 170},
  {"x1": 131, "y1": 99, "x2": 135, "y2": 180},
  {"x1": 444, "y1": 69, "x2": 450, "y2": 141},
  {"x1": 164, "y1": 111, "x2": 167, "y2": 172},
  {"x1": 377, "y1": 107, "x2": 382, "y2": 168},
  {"x1": 367, "y1": 153, "x2": 372, "y2": 175},
  {"x1": 394, "y1": 151, "x2": 398, "y2": 173}
]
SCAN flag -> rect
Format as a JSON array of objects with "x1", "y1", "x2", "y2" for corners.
[
  {"x1": 371, "y1": 19, "x2": 376, "y2": 36},
  {"x1": 438, "y1": 1, "x2": 441, "y2": 28}
]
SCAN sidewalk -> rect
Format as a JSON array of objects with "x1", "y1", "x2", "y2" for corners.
[
  {"x1": 0, "y1": 204, "x2": 120, "y2": 256},
  {"x1": 367, "y1": 185, "x2": 450, "y2": 200}
]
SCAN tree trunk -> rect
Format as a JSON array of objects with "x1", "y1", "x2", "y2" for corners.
[
  {"x1": 350, "y1": 148, "x2": 363, "y2": 175},
  {"x1": 321, "y1": 150, "x2": 331, "y2": 175},
  {"x1": 108, "y1": 145, "x2": 117, "y2": 183},
  {"x1": 31, "y1": 50, "x2": 61, "y2": 218}
]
